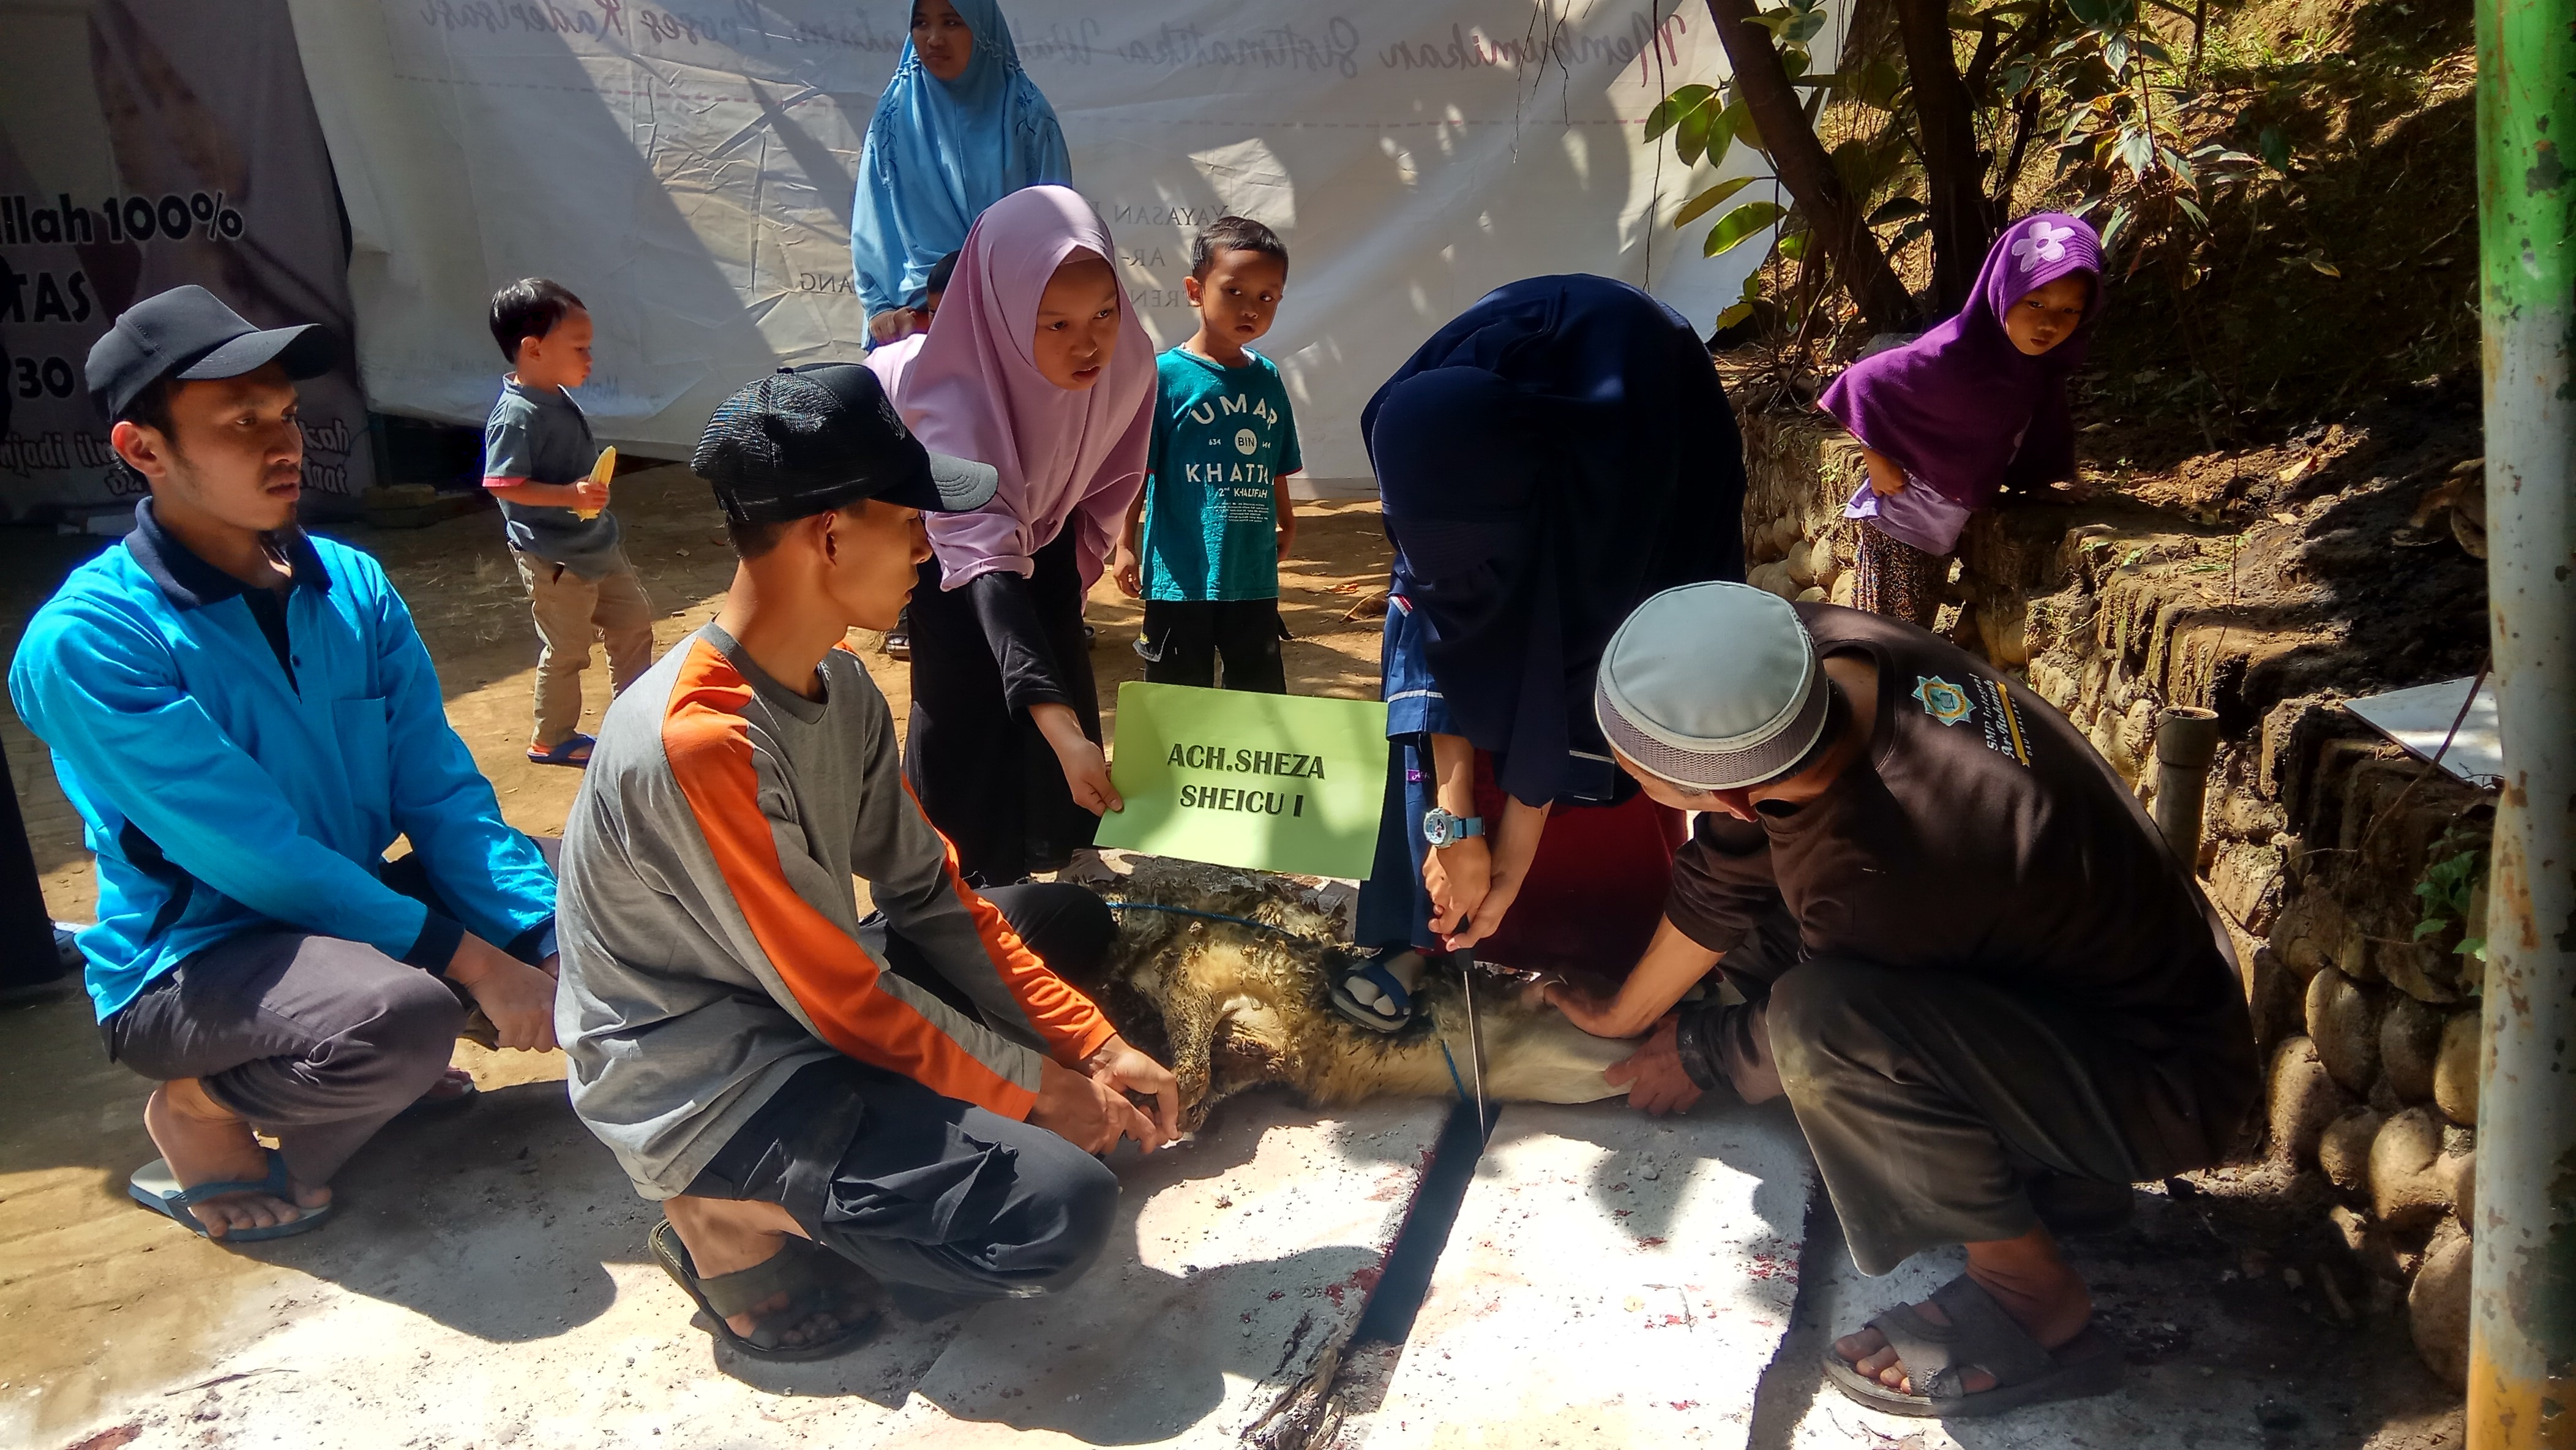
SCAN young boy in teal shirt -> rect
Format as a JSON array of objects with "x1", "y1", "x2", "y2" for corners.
[{"x1": 1112, "y1": 217, "x2": 1301, "y2": 693}]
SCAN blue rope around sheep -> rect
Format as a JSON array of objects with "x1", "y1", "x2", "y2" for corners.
[{"x1": 1099, "y1": 899, "x2": 1477, "y2": 1110}]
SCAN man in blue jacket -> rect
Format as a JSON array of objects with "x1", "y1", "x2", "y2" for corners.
[{"x1": 11, "y1": 287, "x2": 564, "y2": 1242}]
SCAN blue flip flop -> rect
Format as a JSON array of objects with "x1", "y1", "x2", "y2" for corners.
[
  {"x1": 526, "y1": 733, "x2": 596, "y2": 768},
  {"x1": 128, "y1": 1149, "x2": 333, "y2": 1242},
  {"x1": 1328, "y1": 950, "x2": 1423, "y2": 1033}
]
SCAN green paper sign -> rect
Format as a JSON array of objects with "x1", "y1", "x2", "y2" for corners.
[{"x1": 1094, "y1": 682, "x2": 1390, "y2": 879}]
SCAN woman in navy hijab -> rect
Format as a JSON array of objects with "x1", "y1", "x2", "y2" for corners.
[
  {"x1": 850, "y1": 0, "x2": 1071, "y2": 344},
  {"x1": 1335, "y1": 275, "x2": 1748, "y2": 1031}
]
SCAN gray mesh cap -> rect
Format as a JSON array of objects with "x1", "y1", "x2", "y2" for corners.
[{"x1": 1593, "y1": 582, "x2": 1830, "y2": 791}]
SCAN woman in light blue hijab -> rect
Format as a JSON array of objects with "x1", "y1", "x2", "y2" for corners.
[{"x1": 852, "y1": 0, "x2": 1073, "y2": 343}]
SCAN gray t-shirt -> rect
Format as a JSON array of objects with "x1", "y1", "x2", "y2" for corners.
[
  {"x1": 555, "y1": 625, "x2": 1118, "y2": 1198},
  {"x1": 483, "y1": 378, "x2": 627, "y2": 578}
]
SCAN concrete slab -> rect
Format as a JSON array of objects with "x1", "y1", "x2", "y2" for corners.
[
  {"x1": 871, "y1": 1094, "x2": 1446, "y2": 1447},
  {"x1": 29, "y1": 1089, "x2": 1445, "y2": 1450},
  {"x1": 1344, "y1": 1099, "x2": 1814, "y2": 1450}
]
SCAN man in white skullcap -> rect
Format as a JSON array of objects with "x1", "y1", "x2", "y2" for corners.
[{"x1": 1548, "y1": 582, "x2": 2255, "y2": 1419}]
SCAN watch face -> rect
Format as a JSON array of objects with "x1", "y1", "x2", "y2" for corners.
[{"x1": 1423, "y1": 810, "x2": 1451, "y2": 847}]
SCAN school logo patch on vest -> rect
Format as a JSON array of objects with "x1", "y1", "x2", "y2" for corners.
[
  {"x1": 1913, "y1": 673, "x2": 2035, "y2": 765},
  {"x1": 1912, "y1": 675, "x2": 1974, "y2": 727}
]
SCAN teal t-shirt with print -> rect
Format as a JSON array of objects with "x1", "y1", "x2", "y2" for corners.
[{"x1": 1141, "y1": 347, "x2": 1303, "y2": 602}]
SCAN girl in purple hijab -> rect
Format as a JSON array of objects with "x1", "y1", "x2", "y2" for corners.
[{"x1": 1820, "y1": 213, "x2": 2105, "y2": 628}]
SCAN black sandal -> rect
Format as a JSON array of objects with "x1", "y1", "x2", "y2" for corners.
[
  {"x1": 648, "y1": 1220, "x2": 883, "y2": 1361},
  {"x1": 1821, "y1": 1273, "x2": 2124, "y2": 1418}
]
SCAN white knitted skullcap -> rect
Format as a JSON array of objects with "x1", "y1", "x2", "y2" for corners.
[{"x1": 1593, "y1": 582, "x2": 1829, "y2": 791}]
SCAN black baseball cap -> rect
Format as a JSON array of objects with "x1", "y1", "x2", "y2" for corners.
[
  {"x1": 86, "y1": 285, "x2": 336, "y2": 421},
  {"x1": 693, "y1": 362, "x2": 997, "y2": 525}
]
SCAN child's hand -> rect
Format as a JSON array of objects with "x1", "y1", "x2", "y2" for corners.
[
  {"x1": 1110, "y1": 541, "x2": 1143, "y2": 599},
  {"x1": 574, "y1": 478, "x2": 611, "y2": 513},
  {"x1": 867, "y1": 307, "x2": 922, "y2": 344},
  {"x1": 1275, "y1": 513, "x2": 1298, "y2": 561},
  {"x1": 1860, "y1": 447, "x2": 1907, "y2": 497}
]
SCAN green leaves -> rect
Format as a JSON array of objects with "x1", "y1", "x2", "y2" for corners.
[
  {"x1": 1731, "y1": 101, "x2": 1767, "y2": 156},
  {"x1": 1642, "y1": 85, "x2": 1718, "y2": 143},
  {"x1": 1715, "y1": 269, "x2": 1765, "y2": 332},
  {"x1": 2099, "y1": 203, "x2": 2134, "y2": 261},
  {"x1": 2414, "y1": 850, "x2": 2487, "y2": 960},
  {"x1": 2256, "y1": 125, "x2": 2292, "y2": 173},
  {"x1": 1704, "y1": 201, "x2": 1788, "y2": 258},
  {"x1": 1685, "y1": 102, "x2": 1743, "y2": 167},
  {"x1": 1674, "y1": 175, "x2": 1761, "y2": 228},
  {"x1": 1645, "y1": 85, "x2": 1745, "y2": 168},
  {"x1": 1747, "y1": 0, "x2": 1828, "y2": 50},
  {"x1": 2118, "y1": 125, "x2": 2155, "y2": 181},
  {"x1": 1845, "y1": 58, "x2": 1908, "y2": 111}
]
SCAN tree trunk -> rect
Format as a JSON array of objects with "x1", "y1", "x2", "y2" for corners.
[
  {"x1": 1893, "y1": 0, "x2": 1994, "y2": 316},
  {"x1": 1702, "y1": 0, "x2": 1917, "y2": 335}
]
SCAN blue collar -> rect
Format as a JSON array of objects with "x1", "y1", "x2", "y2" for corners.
[{"x1": 123, "y1": 498, "x2": 333, "y2": 612}]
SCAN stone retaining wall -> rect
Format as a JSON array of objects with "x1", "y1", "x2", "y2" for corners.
[{"x1": 1735, "y1": 408, "x2": 2490, "y2": 1386}]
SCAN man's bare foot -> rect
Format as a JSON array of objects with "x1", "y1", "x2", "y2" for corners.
[
  {"x1": 417, "y1": 1067, "x2": 476, "y2": 1105},
  {"x1": 662, "y1": 1195, "x2": 850, "y2": 1348},
  {"x1": 1833, "y1": 1227, "x2": 2092, "y2": 1395},
  {"x1": 142, "y1": 1078, "x2": 330, "y2": 1238}
]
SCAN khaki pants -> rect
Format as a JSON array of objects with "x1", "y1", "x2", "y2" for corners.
[{"x1": 514, "y1": 552, "x2": 654, "y2": 747}]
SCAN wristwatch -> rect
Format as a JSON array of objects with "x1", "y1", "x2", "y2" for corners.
[{"x1": 1421, "y1": 806, "x2": 1486, "y2": 849}]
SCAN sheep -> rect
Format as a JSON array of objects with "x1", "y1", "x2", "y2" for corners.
[{"x1": 1065, "y1": 855, "x2": 1638, "y2": 1131}]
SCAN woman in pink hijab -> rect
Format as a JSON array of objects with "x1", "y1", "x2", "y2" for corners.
[{"x1": 868, "y1": 184, "x2": 1155, "y2": 884}]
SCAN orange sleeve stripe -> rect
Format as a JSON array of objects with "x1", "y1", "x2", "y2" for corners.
[
  {"x1": 658, "y1": 639, "x2": 1036, "y2": 1118},
  {"x1": 908, "y1": 781, "x2": 1120, "y2": 1064}
]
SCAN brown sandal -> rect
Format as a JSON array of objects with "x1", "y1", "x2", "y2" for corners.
[
  {"x1": 648, "y1": 1220, "x2": 883, "y2": 1361},
  {"x1": 1821, "y1": 1274, "x2": 2124, "y2": 1418}
]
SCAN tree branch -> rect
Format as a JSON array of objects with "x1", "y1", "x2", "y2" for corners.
[
  {"x1": 1990, "y1": 86, "x2": 2043, "y2": 214},
  {"x1": 1702, "y1": 0, "x2": 1918, "y2": 334},
  {"x1": 1893, "y1": 0, "x2": 1996, "y2": 315}
]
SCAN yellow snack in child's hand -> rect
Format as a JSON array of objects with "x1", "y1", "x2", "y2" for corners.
[{"x1": 575, "y1": 446, "x2": 615, "y2": 519}]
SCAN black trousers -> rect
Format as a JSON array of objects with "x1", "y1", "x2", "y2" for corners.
[
  {"x1": 1137, "y1": 598, "x2": 1286, "y2": 693},
  {"x1": 102, "y1": 843, "x2": 557, "y2": 1185},
  {"x1": 1762, "y1": 956, "x2": 2177, "y2": 1275},
  {"x1": 686, "y1": 884, "x2": 1123, "y2": 1301},
  {"x1": 904, "y1": 529, "x2": 1100, "y2": 885}
]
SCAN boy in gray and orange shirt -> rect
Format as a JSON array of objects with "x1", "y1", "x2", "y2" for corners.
[{"x1": 556, "y1": 364, "x2": 1177, "y2": 1360}]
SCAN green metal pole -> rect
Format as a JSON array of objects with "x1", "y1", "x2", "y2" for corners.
[{"x1": 2469, "y1": 0, "x2": 2576, "y2": 1443}]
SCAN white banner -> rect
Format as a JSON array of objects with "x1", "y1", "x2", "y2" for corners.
[
  {"x1": 286, "y1": 0, "x2": 1842, "y2": 485},
  {"x1": 0, "y1": 0, "x2": 377, "y2": 518}
]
